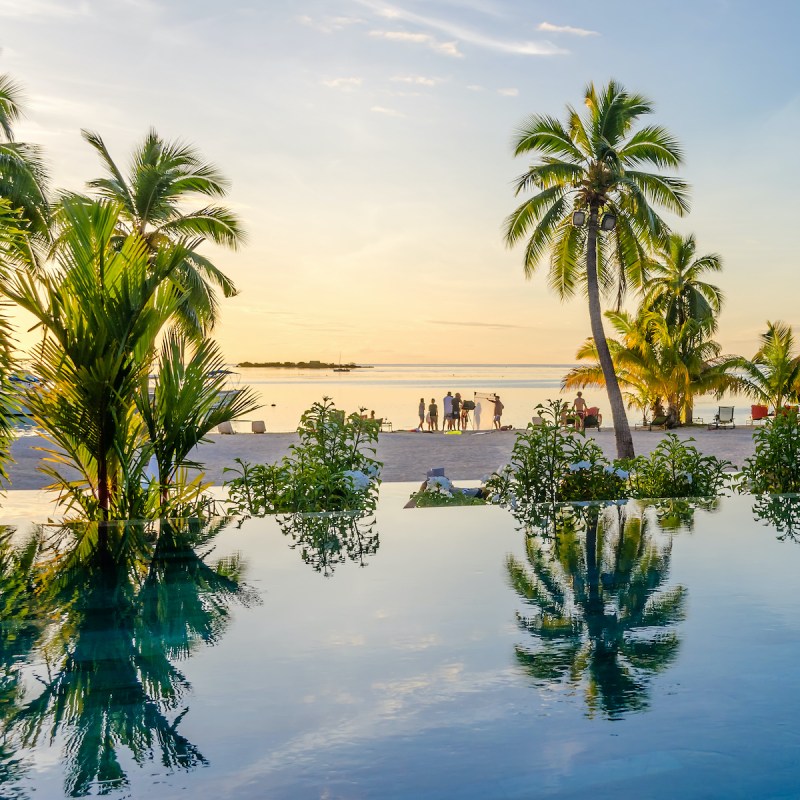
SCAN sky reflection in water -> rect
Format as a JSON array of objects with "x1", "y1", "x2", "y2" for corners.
[{"x1": 2, "y1": 490, "x2": 800, "y2": 798}]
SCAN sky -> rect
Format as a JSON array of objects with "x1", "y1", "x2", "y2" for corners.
[{"x1": 1, "y1": 0, "x2": 799, "y2": 364}]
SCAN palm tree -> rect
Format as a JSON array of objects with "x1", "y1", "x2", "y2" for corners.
[
  {"x1": 0, "y1": 74, "x2": 50, "y2": 245},
  {"x1": 505, "y1": 80, "x2": 690, "y2": 458},
  {"x1": 732, "y1": 321, "x2": 800, "y2": 413},
  {"x1": 507, "y1": 505, "x2": 686, "y2": 718},
  {"x1": 563, "y1": 308, "x2": 737, "y2": 425},
  {"x1": 79, "y1": 128, "x2": 243, "y2": 336},
  {"x1": 642, "y1": 233, "x2": 723, "y2": 331}
]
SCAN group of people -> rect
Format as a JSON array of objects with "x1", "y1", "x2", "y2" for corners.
[{"x1": 417, "y1": 392, "x2": 505, "y2": 432}]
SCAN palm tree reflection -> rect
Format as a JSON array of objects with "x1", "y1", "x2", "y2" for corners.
[
  {"x1": 5, "y1": 518, "x2": 258, "y2": 797},
  {"x1": 507, "y1": 504, "x2": 686, "y2": 719}
]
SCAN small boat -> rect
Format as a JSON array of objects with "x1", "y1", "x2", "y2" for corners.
[{"x1": 333, "y1": 353, "x2": 350, "y2": 372}]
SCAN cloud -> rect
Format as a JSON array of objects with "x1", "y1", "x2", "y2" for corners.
[
  {"x1": 466, "y1": 84, "x2": 484, "y2": 92},
  {"x1": 359, "y1": 0, "x2": 567, "y2": 56},
  {"x1": 369, "y1": 29, "x2": 463, "y2": 57},
  {"x1": 371, "y1": 105, "x2": 405, "y2": 118},
  {"x1": 297, "y1": 13, "x2": 365, "y2": 33},
  {"x1": 537, "y1": 21, "x2": 599, "y2": 37},
  {"x1": 497, "y1": 87, "x2": 519, "y2": 97},
  {"x1": 428, "y1": 320, "x2": 529, "y2": 329},
  {"x1": 321, "y1": 77, "x2": 363, "y2": 91},
  {"x1": 390, "y1": 75, "x2": 440, "y2": 87},
  {"x1": 0, "y1": 0, "x2": 89, "y2": 18}
]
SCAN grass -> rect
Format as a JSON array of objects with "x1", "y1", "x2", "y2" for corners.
[{"x1": 411, "y1": 490, "x2": 486, "y2": 508}]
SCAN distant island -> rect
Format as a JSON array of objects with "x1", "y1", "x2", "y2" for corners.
[{"x1": 237, "y1": 360, "x2": 373, "y2": 369}]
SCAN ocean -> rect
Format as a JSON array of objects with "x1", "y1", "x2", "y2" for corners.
[{"x1": 231, "y1": 364, "x2": 741, "y2": 433}]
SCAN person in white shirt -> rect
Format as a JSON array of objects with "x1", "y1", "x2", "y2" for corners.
[{"x1": 442, "y1": 391, "x2": 453, "y2": 431}]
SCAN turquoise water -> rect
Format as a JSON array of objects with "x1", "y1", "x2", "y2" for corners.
[
  {"x1": 3, "y1": 489, "x2": 800, "y2": 798},
  {"x1": 233, "y1": 363, "x2": 741, "y2": 432}
]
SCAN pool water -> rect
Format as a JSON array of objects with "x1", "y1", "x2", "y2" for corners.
[{"x1": 3, "y1": 488, "x2": 800, "y2": 799}]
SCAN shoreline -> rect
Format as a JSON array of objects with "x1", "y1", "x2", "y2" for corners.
[{"x1": 4, "y1": 427, "x2": 757, "y2": 490}]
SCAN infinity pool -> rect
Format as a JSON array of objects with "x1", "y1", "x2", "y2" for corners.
[{"x1": 2, "y1": 487, "x2": 800, "y2": 798}]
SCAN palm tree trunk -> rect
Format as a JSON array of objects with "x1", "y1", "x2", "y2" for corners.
[{"x1": 586, "y1": 210, "x2": 635, "y2": 459}]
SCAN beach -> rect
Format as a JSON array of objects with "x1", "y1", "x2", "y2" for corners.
[{"x1": 4, "y1": 426, "x2": 758, "y2": 490}]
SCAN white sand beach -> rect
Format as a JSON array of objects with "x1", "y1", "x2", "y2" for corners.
[{"x1": 4, "y1": 426, "x2": 758, "y2": 490}]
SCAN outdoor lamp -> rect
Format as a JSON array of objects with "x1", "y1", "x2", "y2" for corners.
[
  {"x1": 572, "y1": 210, "x2": 586, "y2": 226},
  {"x1": 600, "y1": 212, "x2": 617, "y2": 231}
]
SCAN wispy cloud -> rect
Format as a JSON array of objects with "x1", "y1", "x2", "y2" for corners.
[
  {"x1": 297, "y1": 13, "x2": 365, "y2": 33},
  {"x1": 428, "y1": 320, "x2": 529, "y2": 329},
  {"x1": 360, "y1": 0, "x2": 567, "y2": 56},
  {"x1": 321, "y1": 77, "x2": 363, "y2": 91},
  {"x1": 466, "y1": 84, "x2": 484, "y2": 92},
  {"x1": 371, "y1": 105, "x2": 405, "y2": 118},
  {"x1": 390, "y1": 75, "x2": 441, "y2": 87},
  {"x1": 537, "y1": 21, "x2": 599, "y2": 37},
  {"x1": 497, "y1": 87, "x2": 518, "y2": 97},
  {"x1": 369, "y1": 29, "x2": 462, "y2": 57}
]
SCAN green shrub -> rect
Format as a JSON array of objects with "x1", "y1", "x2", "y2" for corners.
[
  {"x1": 224, "y1": 397, "x2": 381, "y2": 515},
  {"x1": 739, "y1": 412, "x2": 800, "y2": 494},
  {"x1": 485, "y1": 400, "x2": 627, "y2": 510},
  {"x1": 623, "y1": 434, "x2": 731, "y2": 498}
]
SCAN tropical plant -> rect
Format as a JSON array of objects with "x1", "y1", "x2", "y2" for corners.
[
  {"x1": 623, "y1": 434, "x2": 732, "y2": 498},
  {"x1": 504, "y1": 80, "x2": 690, "y2": 458},
  {"x1": 563, "y1": 308, "x2": 738, "y2": 425},
  {"x1": 79, "y1": 127, "x2": 242, "y2": 336},
  {"x1": 739, "y1": 410, "x2": 800, "y2": 495},
  {"x1": 484, "y1": 400, "x2": 628, "y2": 509},
  {"x1": 0, "y1": 74, "x2": 50, "y2": 248},
  {"x1": 642, "y1": 232, "x2": 723, "y2": 331},
  {"x1": 224, "y1": 397, "x2": 382, "y2": 515},
  {"x1": 731, "y1": 321, "x2": 800, "y2": 413},
  {"x1": 138, "y1": 332, "x2": 259, "y2": 509},
  {"x1": 507, "y1": 504, "x2": 686, "y2": 718}
]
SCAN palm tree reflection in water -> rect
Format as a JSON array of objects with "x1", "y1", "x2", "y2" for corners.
[
  {"x1": 5, "y1": 518, "x2": 259, "y2": 797},
  {"x1": 507, "y1": 504, "x2": 687, "y2": 719}
]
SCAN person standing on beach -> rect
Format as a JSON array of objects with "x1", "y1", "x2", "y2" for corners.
[
  {"x1": 418, "y1": 397, "x2": 425, "y2": 431},
  {"x1": 443, "y1": 391, "x2": 453, "y2": 431},
  {"x1": 452, "y1": 393, "x2": 462, "y2": 431},
  {"x1": 474, "y1": 400, "x2": 482, "y2": 430},
  {"x1": 428, "y1": 398, "x2": 438, "y2": 432},
  {"x1": 493, "y1": 395, "x2": 504, "y2": 430},
  {"x1": 573, "y1": 392, "x2": 588, "y2": 430}
]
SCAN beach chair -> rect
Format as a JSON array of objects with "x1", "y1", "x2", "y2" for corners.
[
  {"x1": 648, "y1": 414, "x2": 669, "y2": 431},
  {"x1": 747, "y1": 405, "x2": 769, "y2": 425},
  {"x1": 217, "y1": 421, "x2": 235, "y2": 435},
  {"x1": 583, "y1": 407, "x2": 602, "y2": 432},
  {"x1": 708, "y1": 406, "x2": 735, "y2": 430},
  {"x1": 251, "y1": 420, "x2": 266, "y2": 434},
  {"x1": 379, "y1": 418, "x2": 393, "y2": 432}
]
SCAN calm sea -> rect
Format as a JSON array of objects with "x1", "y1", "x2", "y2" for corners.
[{"x1": 233, "y1": 364, "x2": 740, "y2": 432}]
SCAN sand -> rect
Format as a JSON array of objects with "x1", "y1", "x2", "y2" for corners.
[{"x1": 3, "y1": 426, "x2": 759, "y2": 490}]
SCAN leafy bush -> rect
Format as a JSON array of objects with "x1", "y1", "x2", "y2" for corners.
[
  {"x1": 739, "y1": 412, "x2": 800, "y2": 494},
  {"x1": 224, "y1": 397, "x2": 382, "y2": 515},
  {"x1": 623, "y1": 434, "x2": 731, "y2": 498},
  {"x1": 484, "y1": 400, "x2": 627, "y2": 510}
]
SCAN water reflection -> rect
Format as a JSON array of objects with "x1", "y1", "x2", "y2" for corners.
[
  {"x1": 1, "y1": 519, "x2": 258, "y2": 797},
  {"x1": 277, "y1": 511, "x2": 379, "y2": 576},
  {"x1": 506, "y1": 504, "x2": 687, "y2": 719},
  {"x1": 751, "y1": 494, "x2": 800, "y2": 541}
]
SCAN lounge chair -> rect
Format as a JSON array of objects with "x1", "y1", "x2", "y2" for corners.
[
  {"x1": 251, "y1": 420, "x2": 266, "y2": 434},
  {"x1": 648, "y1": 414, "x2": 669, "y2": 431},
  {"x1": 379, "y1": 418, "x2": 393, "y2": 432},
  {"x1": 708, "y1": 406, "x2": 735, "y2": 430},
  {"x1": 217, "y1": 421, "x2": 235, "y2": 435},
  {"x1": 583, "y1": 407, "x2": 602, "y2": 431},
  {"x1": 747, "y1": 405, "x2": 769, "y2": 425}
]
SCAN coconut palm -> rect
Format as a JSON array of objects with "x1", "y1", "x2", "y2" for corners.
[
  {"x1": 642, "y1": 232, "x2": 723, "y2": 332},
  {"x1": 505, "y1": 80, "x2": 690, "y2": 458},
  {"x1": 732, "y1": 321, "x2": 800, "y2": 413},
  {"x1": 507, "y1": 505, "x2": 686, "y2": 718},
  {"x1": 79, "y1": 128, "x2": 242, "y2": 336}
]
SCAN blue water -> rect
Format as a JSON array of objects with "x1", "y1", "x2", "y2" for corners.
[{"x1": 3, "y1": 489, "x2": 800, "y2": 798}]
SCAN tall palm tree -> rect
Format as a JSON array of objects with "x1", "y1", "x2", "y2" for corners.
[
  {"x1": 732, "y1": 321, "x2": 800, "y2": 412},
  {"x1": 642, "y1": 232, "x2": 723, "y2": 331},
  {"x1": 505, "y1": 80, "x2": 690, "y2": 458},
  {"x1": 79, "y1": 128, "x2": 243, "y2": 336}
]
